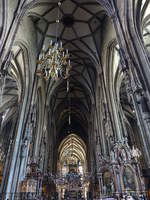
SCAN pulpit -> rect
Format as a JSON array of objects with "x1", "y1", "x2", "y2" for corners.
[{"x1": 20, "y1": 162, "x2": 42, "y2": 199}]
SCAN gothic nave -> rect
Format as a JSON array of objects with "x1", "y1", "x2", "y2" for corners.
[{"x1": 0, "y1": 0, "x2": 150, "y2": 199}]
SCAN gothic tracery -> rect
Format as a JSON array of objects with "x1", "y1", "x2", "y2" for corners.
[{"x1": 0, "y1": 0, "x2": 150, "y2": 199}]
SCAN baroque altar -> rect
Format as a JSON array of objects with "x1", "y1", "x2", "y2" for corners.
[{"x1": 98, "y1": 138, "x2": 145, "y2": 199}]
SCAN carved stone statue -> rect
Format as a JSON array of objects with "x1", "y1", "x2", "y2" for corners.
[
  {"x1": 26, "y1": 165, "x2": 31, "y2": 175},
  {"x1": 111, "y1": 181, "x2": 115, "y2": 193},
  {"x1": 120, "y1": 149, "x2": 127, "y2": 161},
  {"x1": 110, "y1": 150, "x2": 115, "y2": 162},
  {"x1": 21, "y1": 138, "x2": 28, "y2": 157}
]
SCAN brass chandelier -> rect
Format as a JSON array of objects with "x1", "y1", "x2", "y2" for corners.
[{"x1": 37, "y1": 1, "x2": 72, "y2": 80}]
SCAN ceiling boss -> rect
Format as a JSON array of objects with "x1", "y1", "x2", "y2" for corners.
[{"x1": 36, "y1": 1, "x2": 72, "y2": 80}]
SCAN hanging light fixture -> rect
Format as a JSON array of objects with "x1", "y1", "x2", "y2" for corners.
[
  {"x1": 67, "y1": 78, "x2": 72, "y2": 135},
  {"x1": 37, "y1": 1, "x2": 72, "y2": 80}
]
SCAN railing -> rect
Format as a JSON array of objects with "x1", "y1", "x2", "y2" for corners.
[
  {"x1": 0, "y1": 193, "x2": 59, "y2": 200},
  {"x1": 0, "y1": 192, "x2": 147, "y2": 200},
  {"x1": 0, "y1": 193, "x2": 37, "y2": 200}
]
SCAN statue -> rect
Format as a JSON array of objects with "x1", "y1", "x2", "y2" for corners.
[
  {"x1": 98, "y1": 153, "x2": 104, "y2": 164},
  {"x1": 120, "y1": 149, "x2": 127, "y2": 161},
  {"x1": 103, "y1": 185, "x2": 107, "y2": 195},
  {"x1": 110, "y1": 150, "x2": 115, "y2": 162},
  {"x1": 21, "y1": 138, "x2": 28, "y2": 157},
  {"x1": 111, "y1": 181, "x2": 115, "y2": 193},
  {"x1": 26, "y1": 165, "x2": 31, "y2": 175},
  {"x1": 131, "y1": 146, "x2": 141, "y2": 161}
]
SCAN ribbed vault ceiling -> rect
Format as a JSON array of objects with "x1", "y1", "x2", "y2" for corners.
[
  {"x1": 58, "y1": 133, "x2": 87, "y2": 165},
  {"x1": 0, "y1": 46, "x2": 26, "y2": 129},
  {"x1": 28, "y1": 0, "x2": 106, "y2": 140}
]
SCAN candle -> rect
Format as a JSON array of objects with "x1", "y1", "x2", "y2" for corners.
[
  {"x1": 60, "y1": 41, "x2": 62, "y2": 48},
  {"x1": 67, "y1": 79, "x2": 69, "y2": 92},
  {"x1": 42, "y1": 45, "x2": 45, "y2": 50},
  {"x1": 69, "y1": 114, "x2": 71, "y2": 125}
]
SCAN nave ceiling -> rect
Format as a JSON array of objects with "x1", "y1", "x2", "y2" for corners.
[{"x1": 28, "y1": 0, "x2": 106, "y2": 141}]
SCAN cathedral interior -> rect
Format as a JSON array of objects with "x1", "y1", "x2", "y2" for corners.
[{"x1": 0, "y1": 0, "x2": 150, "y2": 199}]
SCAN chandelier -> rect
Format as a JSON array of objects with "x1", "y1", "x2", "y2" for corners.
[{"x1": 37, "y1": 2, "x2": 72, "y2": 80}]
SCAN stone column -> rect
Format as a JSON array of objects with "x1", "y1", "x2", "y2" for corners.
[
  {"x1": 98, "y1": 0, "x2": 150, "y2": 108},
  {"x1": 122, "y1": 67, "x2": 150, "y2": 167},
  {"x1": 111, "y1": 0, "x2": 150, "y2": 96},
  {"x1": 32, "y1": 95, "x2": 45, "y2": 165},
  {"x1": 16, "y1": 122, "x2": 33, "y2": 191}
]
